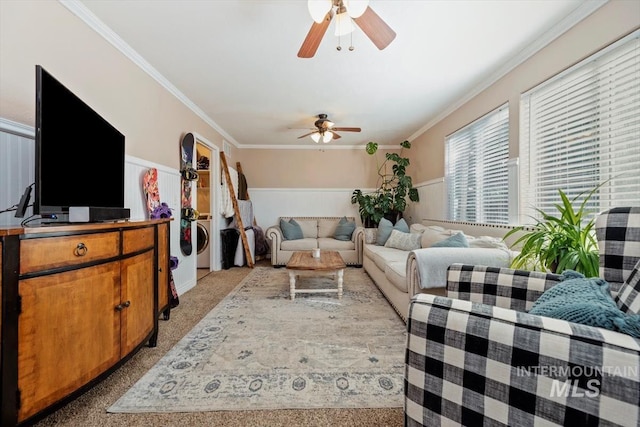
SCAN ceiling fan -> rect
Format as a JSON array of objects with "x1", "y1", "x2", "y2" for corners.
[
  {"x1": 298, "y1": 0, "x2": 396, "y2": 58},
  {"x1": 297, "y1": 114, "x2": 361, "y2": 143}
]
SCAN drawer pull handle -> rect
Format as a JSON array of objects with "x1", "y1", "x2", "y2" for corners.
[
  {"x1": 74, "y1": 243, "x2": 88, "y2": 257},
  {"x1": 115, "y1": 301, "x2": 131, "y2": 311}
]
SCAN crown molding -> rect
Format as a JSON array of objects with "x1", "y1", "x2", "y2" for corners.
[
  {"x1": 58, "y1": 0, "x2": 240, "y2": 148},
  {"x1": 408, "y1": 0, "x2": 608, "y2": 142}
]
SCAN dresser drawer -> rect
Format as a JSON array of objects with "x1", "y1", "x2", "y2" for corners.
[
  {"x1": 122, "y1": 227, "x2": 155, "y2": 254},
  {"x1": 20, "y1": 232, "x2": 120, "y2": 274}
]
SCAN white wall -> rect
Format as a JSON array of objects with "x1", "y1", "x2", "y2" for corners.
[{"x1": 248, "y1": 188, "x2": 362, "y2": 230}]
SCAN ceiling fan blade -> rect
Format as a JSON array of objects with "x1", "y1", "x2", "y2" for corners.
[
  {"x1": 331, "y1": 127, "x2": 361, "y2": 132},
  {"x1": 297, "y1": 131, "x2": 318, "y2": 139},
  {"x1": 332, "y1": 132, "x2": 342, "y2": 140},
  {"x1": 297, "y1": 11, "x2": 333, "y2": 58},
  {"x1": 353, "y1": 6, "x2": 396, "y2": 50}
]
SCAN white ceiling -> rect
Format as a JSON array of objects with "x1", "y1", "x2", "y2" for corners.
[{"x1": 72, "y1": 0, "x2": 604, "y2": 149}]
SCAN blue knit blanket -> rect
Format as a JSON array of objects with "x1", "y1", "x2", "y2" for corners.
[{"x1": 529, "y1": 270, "x2": 640, "y2": 338}]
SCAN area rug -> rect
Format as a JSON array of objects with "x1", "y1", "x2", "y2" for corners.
[{"x1": 108, "y1": 267, "x2": 407, "y2": 413}]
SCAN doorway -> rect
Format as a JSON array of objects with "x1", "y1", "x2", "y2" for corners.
[{"x1": 193, "y1": 136, "x2": 220, "y2": 272}]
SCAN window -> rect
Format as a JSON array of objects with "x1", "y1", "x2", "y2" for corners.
[
  {"x1": 520, "y1": 30, "x2": 640, "y2": 221},
  {"x1": 445, "y1": 104, "x2": 510, "y2": 224}
]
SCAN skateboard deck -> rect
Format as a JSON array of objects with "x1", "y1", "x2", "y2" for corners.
[
  {"x1": 142, "y1": 168, "x2": 160, "y2": 217},
  {"x1": 180, "y1": 133, "x2": 198, "y2": 256}
]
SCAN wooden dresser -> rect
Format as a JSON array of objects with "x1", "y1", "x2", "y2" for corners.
[{"x1": 0, "y1": 219, "x2": 171, "y2": 426}]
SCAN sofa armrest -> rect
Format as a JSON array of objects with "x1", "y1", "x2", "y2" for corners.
[
  {"x1": 405, "y1": 293, "x2": 640, "y2": 427},
  {"x1": 407, "y1": 248, "x2": 512, "y2": 297},
  {"x1": 353, "y1": 226, "x2": 364, "y2": 265},
  {"x1": 265, "y1": 225, "x2": 283, "y2": 265},
  {"x1": 446, "y1": 263, "x2": 563, "y2": 311}
]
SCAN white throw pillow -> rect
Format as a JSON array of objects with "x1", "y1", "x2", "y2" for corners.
[
  {"x1": 384, "y1": 230, "x2": 422, "y2": 251},
  {"x1": 420, "y1": 227, "x2": 451, "y2": 248},
  {"x1": 467, "y1": 235, "x2": 509, "y2": 250}
]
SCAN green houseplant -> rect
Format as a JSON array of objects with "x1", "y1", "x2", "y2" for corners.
[
  {"x1": 351, "y1": 140, "x2": 419, "y2": 227},
  {"x1": 504, "y1": 186, "x2": 600, "y2": 277}
]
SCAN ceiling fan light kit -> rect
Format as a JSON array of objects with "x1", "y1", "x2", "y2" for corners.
[
  {"x1": 298, "y1": 0, "x2": 395, "y2": 58},
  {"x1": 297, "y1": 113, "x2": 361, "y2": 143}
]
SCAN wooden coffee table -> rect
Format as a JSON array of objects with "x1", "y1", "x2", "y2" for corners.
[{"x1": 286, "y1": 250, "x2": 346, "y2": 300}]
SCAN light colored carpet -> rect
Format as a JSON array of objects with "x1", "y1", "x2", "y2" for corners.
[{"x1": 108, "y1": 267, "x2": 407, "y2": 413}]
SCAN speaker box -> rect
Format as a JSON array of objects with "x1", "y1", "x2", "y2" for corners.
[{"x1": 69, "y1": 206, "x2": 131, "y2": 223}]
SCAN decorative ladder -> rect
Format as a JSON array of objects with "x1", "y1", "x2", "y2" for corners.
[{"x1": 220, "y1": 152, "x2": 254, "y2": 268}]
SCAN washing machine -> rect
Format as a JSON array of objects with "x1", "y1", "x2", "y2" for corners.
[{"x1": 196, "y1": 217, "x2": 211, "y2": 268}]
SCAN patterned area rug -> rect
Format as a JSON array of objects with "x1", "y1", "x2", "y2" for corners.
[{"x1": 108, "y1": 267, "x2": 407, "y2": 413}]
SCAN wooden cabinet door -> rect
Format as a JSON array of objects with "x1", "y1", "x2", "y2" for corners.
[
  {"x1": 17, "y1": 263, "x2": 121, "y2": 422},
  {"x1": 157, "y1": 223, "x2": 169, "y2": 312},
  {"x1": 120, "y1": 250, "x2": 155, "y2": 357}
]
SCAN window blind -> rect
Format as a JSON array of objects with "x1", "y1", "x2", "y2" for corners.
[
  {"x1": 520, "y1": 30, "x2": 640, "y2": 220},
  {"x1": 445, "y1": 104, "x2": 509, "y2": 224}
]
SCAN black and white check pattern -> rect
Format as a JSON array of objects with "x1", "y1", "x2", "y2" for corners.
[
  {"x1": 447, "y1": 264, "x2": 563, "y2": 313},
  {"x1": 405, "y1": 207, "x2": 640, "y2": 426},
  {"x1": 596, "y1": 207, "x2": 640, "y2": 285},
  {"x1": 616, "y1": 259, "x2": 640, "y2": 315},
  {"x1": 405, "y1": 291, "x2": 640, "y2": 427}
]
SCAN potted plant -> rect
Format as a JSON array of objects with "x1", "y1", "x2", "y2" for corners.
[
  {"x1": 351, "y1": 140, "x2": 420, "y2": 227},
  {"x1": 504, "y1": 186, "x2": 600, "y2": 277}
]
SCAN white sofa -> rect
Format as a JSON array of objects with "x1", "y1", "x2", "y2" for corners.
[
  {"x1": 363, "y1": 219, "x2": 524, "y2": 321},
  {"x1": 266, "y1": 216, "x2": 364, "y2": 266}
]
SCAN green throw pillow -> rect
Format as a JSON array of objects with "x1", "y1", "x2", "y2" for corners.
[
  {"x1": 529, "y1": 270, "x2": 640, "y2": 337},
  {"x1": 334, "y1": 217, "x2": 356, "y2": 241},
  {"x1": 376, "y1": 218, "x2": 410, "y2": 246},
  {"x1": 280, "y1": 218, "x2": 303, "y2": 240},
  {"x1": 430, "y1": 232, "x2": 469, "y2": 248}
]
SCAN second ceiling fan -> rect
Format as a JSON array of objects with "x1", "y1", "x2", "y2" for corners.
[
  {"x1": 298, "y1": 114, "x2": 361, "y2": 143},
  {"x1": 298, "y1": 0, "x2": 396, "y2": 58}
]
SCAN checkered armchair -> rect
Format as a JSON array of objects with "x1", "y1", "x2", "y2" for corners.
[{"x1": 405, "y1": 207, "x2": 640, "y2": 426}]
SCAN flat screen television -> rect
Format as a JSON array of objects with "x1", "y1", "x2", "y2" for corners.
[{"x1": 35, "y1": 65, "x2": 126, "y2": 218}]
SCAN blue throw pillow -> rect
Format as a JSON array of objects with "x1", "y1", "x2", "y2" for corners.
[
  {"x1": 430, "y1": 232, "x2": 469, "y2": 248},
  {"x1": 334, "y1": 216, "x2": 356, "y2": 241},
  {"x1": 280, "y1": 218, "x2": 303, "y2": 240},
  {"x1": 376, "y1": 218, "x2": 409, "y2": 246},
  {"x1": 529, "y1": 270, "x2": 640, "y2": 337}
]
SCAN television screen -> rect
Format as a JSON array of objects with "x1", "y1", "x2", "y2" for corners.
[{"x1": 35, "y1": 65, "x2": 125, "y2": 216}]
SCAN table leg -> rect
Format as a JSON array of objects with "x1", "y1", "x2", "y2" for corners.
[
  {"x1": 337, "y1": 269, "x2": 344, "y2": 299},
  {"x1": 289, "y1": 271, "x2": 296, "y2": 300}
]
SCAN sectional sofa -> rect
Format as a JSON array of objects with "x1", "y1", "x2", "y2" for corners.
[{"x1": 363, "y1": 219, "x2": 524, "y2": 321}]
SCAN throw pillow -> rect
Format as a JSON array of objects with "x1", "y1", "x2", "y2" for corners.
[
  {"x1": 430, "y1": 232, "x2": 469, "y2": 248},
  {"x1": 384, "y1": 230, "x2": 421, "y2": 251},
  {"x1": 280, "y1": 218, "x2": 303, "y2": 240},
  {"x1": 529, "y1": 270, "x2": 640, "y2": 337},
  {"x1": 376, "y1": 217, "x2": 410, "y2": 246},
  {"x1": 334, "y1": 216, "x2": 356, "y2": 241},
  {"x1": 376, "y1": 218, "x2": 394, "y2": 246}
]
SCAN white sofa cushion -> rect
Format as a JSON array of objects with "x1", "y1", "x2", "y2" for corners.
[
  {"x1": 318, "y1": 218, "x2": 339, "y2": 238},
  {"x1": 317, "y1": 237, "x2": 355, "y2": 250},
  {"x1": 281, "y1": 238, "x2": 317, "y2": 251},
  {"x1": 295, "y1": 219, "x2": 318, "y2": 238},
  {"x1": 385, "y1": 261, "x2": 408, "y2": 292},
  {"x1": 365, "y1": 244, "x2": 409, "y2": 272}
]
